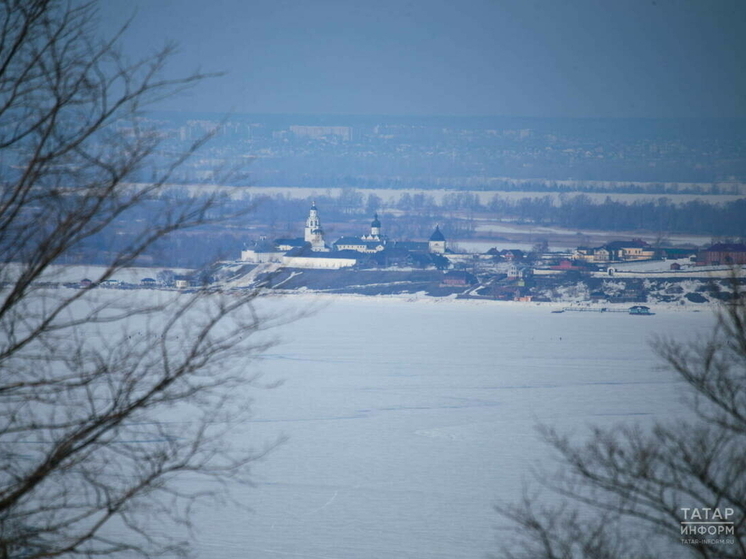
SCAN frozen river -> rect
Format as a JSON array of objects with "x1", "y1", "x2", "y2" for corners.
[{"x1": 168, "y1": 297, "x2": 713, "y2": 558}]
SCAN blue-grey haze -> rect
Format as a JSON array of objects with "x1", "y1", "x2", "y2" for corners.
[{"x1": 97, "y1": 0, "x2": 746, "y2": 118}]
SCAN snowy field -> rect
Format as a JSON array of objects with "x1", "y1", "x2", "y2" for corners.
[
  {"x1": 471, "y1": 220, "x2": 713, "y2": 247},
  {"x1": 135, "y1": 294, "x2": 712, "y2": 559}
]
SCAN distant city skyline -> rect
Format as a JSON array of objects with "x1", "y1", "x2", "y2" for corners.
[{"x1": 98, "y1": 0, "x2": 745, "y2": 119}]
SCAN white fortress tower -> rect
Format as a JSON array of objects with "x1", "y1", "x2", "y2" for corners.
[{"x1": 304, "y1": 202, "x2": 328, "y2": 251}]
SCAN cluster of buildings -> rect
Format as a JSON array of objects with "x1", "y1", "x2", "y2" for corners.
[
  {"x1": 573, "y1": 240, "x2": 746, "y2": 267},
  {"x1": 573, "y1": 240, "x2": 656, "y2": 263},
  {"x1": 241, "y1": 203, "x2": 449, "y2": 269},
  {"x1": 241, "y1": 204, "x2": 746, "y2": 276}
]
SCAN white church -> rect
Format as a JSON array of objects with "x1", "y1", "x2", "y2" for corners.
[
  {"x1": 332, "y1": 213, "x2": 387, "y2": 253},
  {"x1": 241, "y1": 203, "x2": 447, "y2": 269}
]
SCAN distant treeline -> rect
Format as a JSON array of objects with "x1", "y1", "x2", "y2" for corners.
[
  {"x1": 280, "y1": 175, "x2": 743, "y2": 196},
  {"x1": 396, "y1": 192, "x2": 746, "y2": 238},
  {"x1": 240, "y1": 190, "x2": 746, "y2": 239},
  {"x1": 49, "y1": 190, "x2": 746, "y2": 270},
  {"x1": 489, "y1": 195, "x2": 746, "y2": 237}
]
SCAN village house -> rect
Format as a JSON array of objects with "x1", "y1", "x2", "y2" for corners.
[
  {"x1": 494, "y1": 262, "x2": 532, "y2": 280},
  {"x1": 440, "y1": 270, "x2": 478, "y2": 287},
  {"x1": 574, "y1": 239, "x2": 655, "y2": 263},
  {"x1": 174, "y1": 275, "x2": 190, "y2": 289},
  {"x1": 697, "y1": 242, "x2": 746, "y2": 266}
]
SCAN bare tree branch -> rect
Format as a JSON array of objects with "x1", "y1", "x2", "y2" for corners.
[
  {"x1": 497, "y1": 276, "x2": 746, "y2": 559},
  {"x1": 0, "y1": 1, "x2": 281, "y2": 557}
]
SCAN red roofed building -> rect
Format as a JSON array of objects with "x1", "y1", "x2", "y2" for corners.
[
  {"x1": 698, "y1": 243, "x2": 746, "y2": 266},
  {"x1": 441, "y1": 271, "x2": 478, "y2": 287}
]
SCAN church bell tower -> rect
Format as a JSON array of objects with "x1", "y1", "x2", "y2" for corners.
[
  {"x1": 304, "y1": 202, "x2": 327, "y2": 251},
  {"x1": 370, "y1": 213, "x2": 381, "y2": 239}
]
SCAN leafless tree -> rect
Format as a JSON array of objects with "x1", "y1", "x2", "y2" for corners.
[
  {"x1": 495, "y1": 280, "x2": 746, "y2": 558},
  {"x1": 0, "y1": 1, "x2": 282, "y2": 557}
]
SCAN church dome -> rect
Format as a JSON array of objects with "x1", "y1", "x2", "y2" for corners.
[
  {"x1": 429, "y1": 226, "x2": 445, "y2": 241},
  {"x1": 371, "y1": 213, "x2": 381, "y2": 228}
]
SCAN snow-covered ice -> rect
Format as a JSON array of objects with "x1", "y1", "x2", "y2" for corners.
[{"x1": 164, "y1": 295, "x2": 713, "y2": 559}]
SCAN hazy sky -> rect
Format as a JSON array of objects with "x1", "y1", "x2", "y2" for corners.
[{"x1": 98, "y1": 0, "x2": 746, "y2": 118}]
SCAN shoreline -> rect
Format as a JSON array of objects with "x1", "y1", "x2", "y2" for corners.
[{"x1": 262, "y1": 289, "x2": 710, "y2": 314}]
